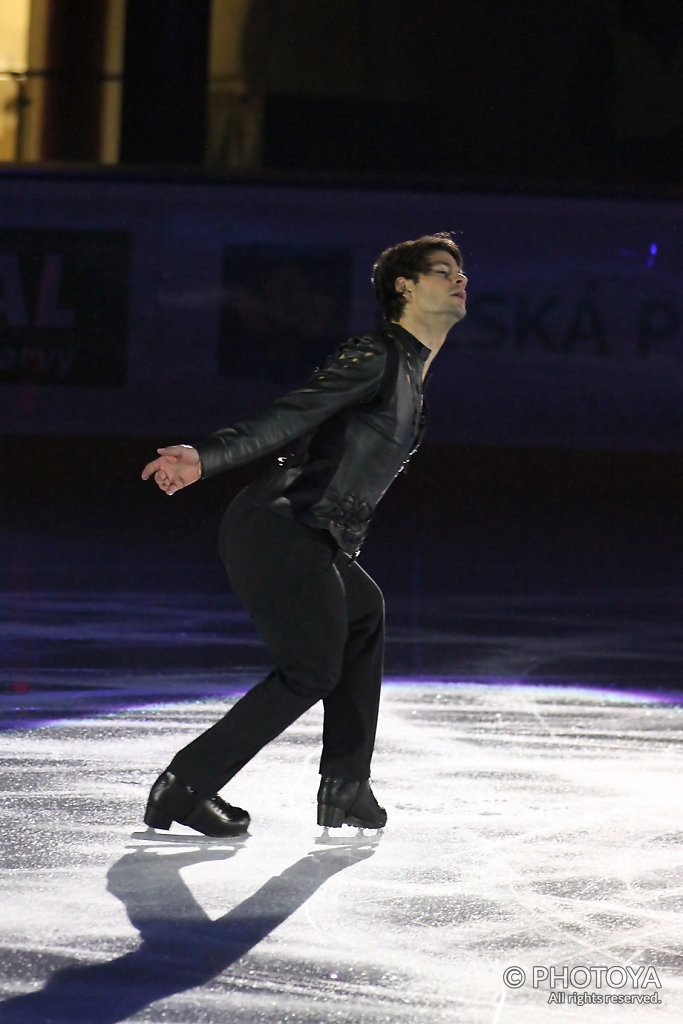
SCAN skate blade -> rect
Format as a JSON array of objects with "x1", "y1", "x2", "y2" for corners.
[
  {"x1": 315, "y1": 825, "x2": 383, "y2": 847},
  {"x1": 129, "y1": 826, "x2": 248, "y2": 847}
]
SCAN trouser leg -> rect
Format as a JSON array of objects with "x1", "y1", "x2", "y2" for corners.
[
  {"x1": 169, "y1": 491, "x2": 350, "y2": 796},
  {"x1": 319, "y1": 559, "x2": 385, "y2": 780}
]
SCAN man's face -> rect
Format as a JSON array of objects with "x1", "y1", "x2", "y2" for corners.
[{"x1": 396, "y1": 250, "x2": 468, "y2": 323}]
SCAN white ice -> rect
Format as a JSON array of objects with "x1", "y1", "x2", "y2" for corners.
[{"x1": 0, "y1": 681, "x2": 681, "y2": 1024}]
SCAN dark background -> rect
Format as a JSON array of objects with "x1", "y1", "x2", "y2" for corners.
[
  {"x1": 115, "y1": 0, "x2": 683, "y2": 192},
  {"x1": 2, "y1": 0, "x2": 682, "y2": 696}
]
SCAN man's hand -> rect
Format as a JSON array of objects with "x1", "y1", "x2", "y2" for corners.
[{"x1": 141, "y1": 445, "x2": 201, "y2": 495}]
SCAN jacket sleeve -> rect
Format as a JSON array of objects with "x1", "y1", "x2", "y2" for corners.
[{"x1": 195, "y1": 334, "x2": 388, "y2": 479}]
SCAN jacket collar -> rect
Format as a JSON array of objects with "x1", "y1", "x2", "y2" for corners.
[{"x1": 384, "y1": 322, "x2": 431, "y2": 363}]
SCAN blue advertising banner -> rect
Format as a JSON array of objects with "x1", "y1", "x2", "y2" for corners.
[{"x1": 0, "y1": 174, "x2": 680, "y2": 452}]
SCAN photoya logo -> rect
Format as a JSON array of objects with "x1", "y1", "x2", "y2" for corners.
[
  {"x1": 532, "y1": 965, "x2": 661, "y2": 989},
  {"x1": 503, "y1": 963, "x2": 662, "y2": 996}
]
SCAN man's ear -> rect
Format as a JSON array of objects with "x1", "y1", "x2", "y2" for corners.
[{"x1": 395, "y1": 276, "x2": 412, "y2": 297}]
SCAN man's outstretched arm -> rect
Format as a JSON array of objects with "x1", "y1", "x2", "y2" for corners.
[{"x1": 141, "y1": 334, "x2": 388, "y2": 490}]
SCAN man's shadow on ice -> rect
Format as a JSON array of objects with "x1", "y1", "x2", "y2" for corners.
[{"x1": 0, "y1": 831, "x2": 379, "y2": 1023}]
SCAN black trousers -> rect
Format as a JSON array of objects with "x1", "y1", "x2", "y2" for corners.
[{"x1": 168, "y1": 487, "x2": 385, "y2": 797}]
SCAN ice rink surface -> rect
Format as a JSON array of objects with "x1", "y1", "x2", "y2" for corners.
[
  {"x1": 0, "y1": 660, "x2": 681, "y2": 1022},
  {"x1": 1, "y1": 475, "x2": 682, "y2": 1022}
]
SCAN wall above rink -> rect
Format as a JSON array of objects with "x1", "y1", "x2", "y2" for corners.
[{"x1": 0, "y1": 169, "x2": 681, "y2": 452}]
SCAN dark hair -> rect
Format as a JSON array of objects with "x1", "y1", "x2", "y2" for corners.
[{"x1": 372, "y1": 232, "x2": 463, "y2": 321}]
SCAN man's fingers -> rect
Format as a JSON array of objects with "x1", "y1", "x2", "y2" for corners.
[
  {"x1": 143, "y1": 445, "x2": 195, "y2": 481},
  {"x1": 142, "y1": 449, "x2": 196, "y2": 492},
  {"x1": 157, "y1": 446, "x2": 184, "y2": 461},
  {"x1": 141, "y1": 458, "x2": 161, "y2": 480},
  {"x1": 141, "y1": 458, "x2": 177, "y2": 490}
]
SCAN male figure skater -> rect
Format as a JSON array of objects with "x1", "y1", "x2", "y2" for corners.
[{"x1": 141, "y1": 232, "x2": 467, "y2": 836}]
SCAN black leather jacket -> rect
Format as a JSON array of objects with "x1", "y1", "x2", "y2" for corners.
[{"x1": 196, "y1": 323, "x2": 430, "y2": 555}]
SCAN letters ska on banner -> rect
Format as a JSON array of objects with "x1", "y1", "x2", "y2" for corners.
[{"x1": 453, "y1": 277, "x2": 680, "y2": 367}]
